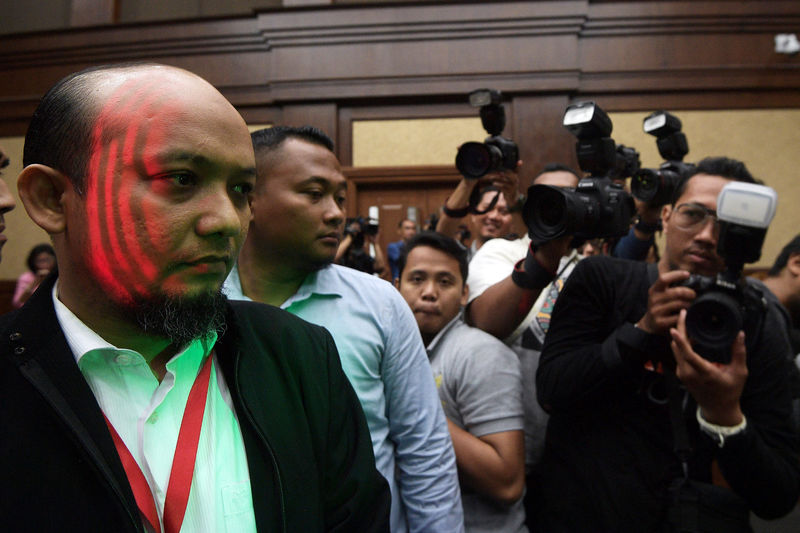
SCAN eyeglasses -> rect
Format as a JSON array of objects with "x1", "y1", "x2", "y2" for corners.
[{"x1": 673, "y1": 203, "x2": 719, "y2": 230}]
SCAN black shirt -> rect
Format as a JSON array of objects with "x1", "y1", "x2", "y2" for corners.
[{"x1": 534, "y1": 256, "x2": 800, "y2": 532}]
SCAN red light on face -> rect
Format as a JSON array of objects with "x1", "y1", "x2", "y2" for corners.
[{"x1": 86, "y1": 78, "x2": 177, "y2": 304}]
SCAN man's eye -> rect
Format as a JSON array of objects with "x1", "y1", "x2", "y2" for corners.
[
  {"x1": 685, "y1": 209, "x2": 705, "y2": 221},
  {"x1": 305, "y1": 189, "x2": 324, "y2": 201},
  {"x1": 164, "y1": 172, "x2": 195, "y2": 187},
  {"x1": 233, "y1": 182, "x2": 254, "y2": 195},
  {"x1": 336, "y1": 194, "x2": 346, "y2": 207}
]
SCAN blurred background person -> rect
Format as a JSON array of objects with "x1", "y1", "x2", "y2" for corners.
[
  {"x1": 437, "y1": 169, "x2": 522, "y2": 261},
  {"x1": 387, "y1": 218, "x2": 417, "y2": 283},
  {"x1": 336, "y1": 216, "x2": 386, "y2": 276},
  {"x1": 12, "y1": 243, "x2": 56, "y2": 308}
]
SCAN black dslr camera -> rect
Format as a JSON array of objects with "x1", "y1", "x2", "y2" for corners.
[
  {"x1": 524, "y1": 101, "x2": 635, "y2": 245},
  {"x1": 455, "y1": 89, "x2": 519, "y2": 180},
  {"x1": 346, "y1": 216, "x2": 379, "y2": 237},
  {"x1": 631, "y1": 111, "x2": 696, "y2": 207},
  {"x1": 681, "y1": 182, "x2": 778, "y2": 363}
]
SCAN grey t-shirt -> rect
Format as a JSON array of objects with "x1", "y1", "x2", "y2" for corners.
[{"x1": 427, "y1": 315, "x2": 528, "y2": 533}]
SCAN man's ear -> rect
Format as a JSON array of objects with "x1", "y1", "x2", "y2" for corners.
[
  {"x1": 787, "y1": 253, "x2": 800, "y2": 278},
  {"x1": 660, "y1": 204, "x2": 673, "y2": 234},
  {"x1": 461, "y1": 283, "x2": 469, "y2": 307},
  {"x1": 17, "y1": 164, "x2": 72, "y2": 234}
]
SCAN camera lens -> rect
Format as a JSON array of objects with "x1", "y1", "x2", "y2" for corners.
[
  {"x1": 631, "y1": 170, "x2": 659, "y2": 202},
  {"x1": 455, "y1": 142, "x2": 499, "y2": 179},
  {"x1": 685, "y1": 291, "x2": 743, "y2": 364},
  {"x1": 524, "y1": 185, "x2": 573, "y2": 243}
]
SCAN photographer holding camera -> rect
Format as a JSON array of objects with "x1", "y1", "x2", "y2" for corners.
[
  {"x1": 335, "y1": 215, "x2": 386, "y2": 276},
  {"x1": 613, "y1": 111, "x2": 696, "y2": 262},
  {"x1": 534, "y1": 157, "x2": 800, "y2": 532},
  {"x1": 436, "y1": 89, "x2": 523, "y2": 259}
]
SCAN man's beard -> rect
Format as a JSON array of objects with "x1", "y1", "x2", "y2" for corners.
[{"x1": 131, "y1": 289, "x2": 228, "y2": 348}]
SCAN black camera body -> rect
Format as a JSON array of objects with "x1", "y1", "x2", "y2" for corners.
[
  {"x1": 633, "y1": 160, "x2": 695, "y2": 207},
  {"x1": 679, "y1": 182, "x2": 778, "y2": 363},
  {"x1": 608, "y1": 144, "x2": 641, "y2": 182},
  {"x1": 680, "y1": 273, "x2": 766, "y2": 364},
  {"x1": 455, "y1": 89, "x2": 519, "y2": 179},
  {"x1": 524, "y1": 178, "x2": 634, "y2": 245},
  {"x1": 631, "y1": 111, "x2": 695, "y2": 206},
  {"x1": 524, "y1": 101, "x2": 634, "y2": 245}
]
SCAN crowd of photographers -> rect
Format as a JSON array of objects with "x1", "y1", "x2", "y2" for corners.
[
  {"x1": 385, "y1": 94, "x2": 800, "y2": 532},
  {"x1": 3, "y1": 70, "x2": 800, "y2": 533}
]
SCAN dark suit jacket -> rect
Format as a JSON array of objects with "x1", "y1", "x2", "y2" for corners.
[{"x1": 0, "y1": 275, "x2": 390, "y2": 532}]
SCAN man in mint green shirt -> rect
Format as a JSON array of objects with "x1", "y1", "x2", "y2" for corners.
[
  {"x1": 1, "y1": 63, "x2": 388, "y2": 532},
  {"x1": 226, "y1": 125, "x2": 464, "y2": 533}
]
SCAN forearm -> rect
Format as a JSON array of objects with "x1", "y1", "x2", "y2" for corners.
[
  {"x1": 384, "y1": 302, "x2": 463, "y2": 531},
  {"x1": 436, "y1": 179, "x2": 477, "y2": 237},
  {"x1": 372, "y1": 244, "x2": 386, "y2": 274},
  {"x1": 334, "y1": 235, "x2": 352, "y2": 263},
  {"x1": 715, "y1": 422, "x2": 800, "y2": 518},
  {"x1": 612, "y1": 227, "x2": 654, "y2": 261},
  {"x1": 713, "y1": 320, "x2": 800, "y2": 518},
  {"x1": 467, "y1": 276, "x2": 538, "y2": 339},
  {"x1": 468, "y1": 244, "x2": 561, "y2": 339},
  {"x1": 323, "y1": 330, "x2": 392, "y2": 531},
  {"x1": 447, "y1": 420, "x2": 524, "y2": 506}
]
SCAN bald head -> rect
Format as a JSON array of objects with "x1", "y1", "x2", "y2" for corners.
[{"x1": 23, "y1": 63, "x2": 233, "y2": 195}]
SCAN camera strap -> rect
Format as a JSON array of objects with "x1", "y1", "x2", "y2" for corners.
[
  {"x1": 469, "y1": 186, "x2": 501, "y2": 215},
  {"x1": 665, "y1": 369, "x2": 692, "y2": 478}
]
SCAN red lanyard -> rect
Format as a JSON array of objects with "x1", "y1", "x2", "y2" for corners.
[{"x1": 104, "y1": 355, "x2": 213, "y2": 533}]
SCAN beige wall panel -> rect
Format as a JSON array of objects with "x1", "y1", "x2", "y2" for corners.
[
  {"x1": 354, "y1": 110, "x2": 800, "y2": 268},
  {"x1": 611, "y1": 109, "x2": 800, "y2": 268},
  {"x1": 0, "y1": 136, "x2": 52, "y2": 280},
  {"x1": 352, "y1": 117, "x2": 483, "y2": 167}
]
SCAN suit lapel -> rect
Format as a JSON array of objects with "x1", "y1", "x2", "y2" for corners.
[{"x1": 5, "y1": 275, "x2": 139, "y2": 527}]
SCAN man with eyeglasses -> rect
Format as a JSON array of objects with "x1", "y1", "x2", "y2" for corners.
[{"x1": 532, "y1": 157, "x2": 799, "y2": 531}]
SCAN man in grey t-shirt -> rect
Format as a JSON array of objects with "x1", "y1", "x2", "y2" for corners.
[{"x1": 397, "y1": 231, "x2": 527, "y2": 533}]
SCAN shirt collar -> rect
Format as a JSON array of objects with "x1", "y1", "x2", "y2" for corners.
[
  {"x1": 52, "y1": 282, "x2": 217, "y2": 366},
  {"x1": 227, "y1": 262, "x2": 342, "y2": 307},
  {"x1": 425, "y1": 311, "x2": 464, "y2": 354},
  {"x1": 282, "y1": 264, "x2": 342, "y2": 307}
]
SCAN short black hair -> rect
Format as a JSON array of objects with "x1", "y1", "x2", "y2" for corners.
[
  {"x1": 768, "y1": 235, "x2": 800, "y2": 277},
  {"x1": 671, "y1": 156, "x2": 757, "y2": 205},
  {"x1": 535, "y1": 163, "x2": 581, "y2": 182},
  {"x1": 23, "y1": 62, "x2": 163, "y2": 195},
  {"x1": 397, "y1": 218, "x2": 416, "y2": 228},
  {"x1": 26, "y1": 243, "x2": 55, "y2": 273},
  {"x1": 398, "y1": 231, "x2": 468, "y2": 286},
  {"x1": 251, "y1": 125, "x2": 334, "y2": 157}
]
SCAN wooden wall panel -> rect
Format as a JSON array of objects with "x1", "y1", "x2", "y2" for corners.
[{"x1": 0, "y1": 0, "x2": 799, "y2": 215}]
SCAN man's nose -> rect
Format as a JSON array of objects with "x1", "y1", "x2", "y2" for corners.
[
  {"x1": 196, "y1": 186, "x2": 244, "y2": 239},
  {"x1": 323, "y1": 196, "x2": 345, "y2": 227},
  {"x1": 0, "y1": 179, "x2": 16, "y2": 215},
  {"x1": 421, "y1": 280, "x2": 437, "y2": 300},
  {"x1": 694, "y1": 216, "x2": 719, "y2": 244}
]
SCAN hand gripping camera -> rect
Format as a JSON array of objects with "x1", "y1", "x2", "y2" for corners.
[
  {"x1": 631, "y1": 111, "x2": 696, "y2": 207},
  {"x1": 523, "y1": 101, "x2": 635, "y2": 245},
  {"x1": 681, "y1": 182, "x2": 778, "y2": 363},
  {"x1": 455, "y1": 89, "x2": 519, "y2": 180}
]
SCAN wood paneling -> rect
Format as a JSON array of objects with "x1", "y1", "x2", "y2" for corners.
[
  {"x1": 343, "y1": 165, "x2": 461, "y2": 263},
  {"x1": 1, "y1": 0, "x2": 799, "y2": 207}
]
